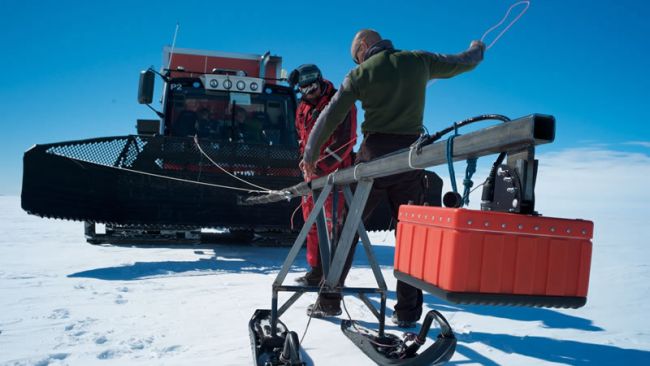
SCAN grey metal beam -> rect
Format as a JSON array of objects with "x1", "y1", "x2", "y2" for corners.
[
  {"x1": 358, "y1": 293, "x2": 381, "y2": 320},
  {"x1": 244, "y1": 114, "x2": 555, "y2": 205},
  {"x1": 312, "y1": 190, "x2": 332, "y2": 278},
  {"x1": 277, "y1": 291, "x2": 305, "y2": 317}
]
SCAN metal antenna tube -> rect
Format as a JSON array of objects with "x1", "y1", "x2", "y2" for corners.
[
  {"x1": 166, "y1": 23, "x2": 180, "y2": 71},
  {"x1": 245, "y1": 114, "x2": 555, "y2": 205}
]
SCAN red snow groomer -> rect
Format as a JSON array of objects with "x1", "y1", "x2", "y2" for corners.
[
  {"x1": 21, "y1": 47, "x2": 404, "y2": 245},
  {"x1": 21, "y1": 47, "x2": 302, "y2": 244},
  {"x1": 246, "y1": 114, "x2": 594, "y2": 366},
  {"x1": 20, "y1": 47, "x2": 406, "y2": 245}
]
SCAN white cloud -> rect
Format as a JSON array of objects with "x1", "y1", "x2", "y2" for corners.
[
  {"x1": 433, "y1": 147, "x2": 650, "y2": 255},
  {"x1": 436, "y1": 147, "x2": 650, "y2": 225},
  {"x1": 535, "y1": 148, "x2": 650, "y2": 211},
  {"x1": 624, "y1": 141, "x2": 650, "y2": 148}
]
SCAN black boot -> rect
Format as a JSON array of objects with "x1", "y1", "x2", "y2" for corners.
[
  {"x1": 391, "y1": 312, "x2": 417, "y2": 329},
  {"x1": 306, "y1": 302, "x2": 342, "y2": 318},
  {"x1": 295, "y1": 266, "x2": 323, "y2": 286}
]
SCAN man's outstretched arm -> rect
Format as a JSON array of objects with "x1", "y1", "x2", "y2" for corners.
[{"x1": 420, "y1": 40, "x2": 485, "y2": 79}]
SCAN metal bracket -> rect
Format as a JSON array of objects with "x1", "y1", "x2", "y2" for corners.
[{"x1": 506, "y1": 147, "x2": 538, "y2": 214}]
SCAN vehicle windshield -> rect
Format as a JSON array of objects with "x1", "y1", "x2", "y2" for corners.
[{"x1": 166, "y1": 83, "x2": 297, "y2": 147}]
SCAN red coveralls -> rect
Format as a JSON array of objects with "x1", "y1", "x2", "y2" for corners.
[{"x1": 296, "y1": 80, "x2": 357, "y2": 268}]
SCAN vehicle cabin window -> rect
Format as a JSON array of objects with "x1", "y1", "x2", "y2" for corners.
[{"x1": 166, "y1": 81, "x2": 296, "y2": 147}]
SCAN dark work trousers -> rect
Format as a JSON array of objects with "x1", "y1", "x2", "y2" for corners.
[
  {"x1": 319, "y1": 133, "x2": 425, "y2": 320},
  {"x1": 358, "y1": 133, "x2": 425, "y2": 321}
]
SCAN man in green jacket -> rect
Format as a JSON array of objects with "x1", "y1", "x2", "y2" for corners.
[{"x1": 301, "y1": 29, "x2": 485, "y2": 327}]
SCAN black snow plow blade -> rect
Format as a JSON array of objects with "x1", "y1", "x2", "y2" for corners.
[
  {"x1": 21, "y1": 135, "x2": 302, "y2": 229},
  {"x1": 342, "y1": 310, "x2": 456, "y2": 366}
]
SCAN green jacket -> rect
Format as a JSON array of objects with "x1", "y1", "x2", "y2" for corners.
[{"x1": 303, "y1": 40, "x2": 484, "y2": 163}]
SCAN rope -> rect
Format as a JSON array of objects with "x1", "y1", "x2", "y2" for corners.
[
  {"x1": 446, "y1": 134, "x2": 459, "y2": 194},
  {"x1": 427, "y1": 0, "x2": 530, "y2": 87},
  {"x1": 480, "y1": 1, "x2": 531, "y2": 50},
  {"x1": 408, "y1": 145, "x2": 419, "y2": 169},
  {"x1": 353, "y1": 163, "x2": 364, "y2": 181},
  {"x1": 446, "y1": 125, "x2": 478, "y2": 207},
  {"x1": 462, "y1": 158, "x2": 478, "y2": 206},
  {"x1": 315, "y1": 137, "x2": 357, "y2": 164},
  {"x1": 194, "y1": 135, "x2": 273, "y2": 192},
  {"x1": 62, "y1": 156, "x2": 269, "y2": 193}
]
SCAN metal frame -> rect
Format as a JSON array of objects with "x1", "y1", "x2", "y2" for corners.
[
  {"x1": 252, "y1": 113, "x2": 558, "y2": 364},
  {"x1": 270, "y1": 178, "x2": 389, "y2": 337},
  {"x1": 264, "y1": 115, "x2": 557, "y2": 336},
  {"x1": 506, "y1": 146, "x2": 538, "y2": 214}
]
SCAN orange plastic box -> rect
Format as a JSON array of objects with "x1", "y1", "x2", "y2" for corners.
[{"x1": 394, "y1": 205, "x2": 593, "y2": 308}]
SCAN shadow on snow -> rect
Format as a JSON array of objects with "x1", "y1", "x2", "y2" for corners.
[
  {"x1": 68, "y1": 244, "x2": 308, "y2": 280},
  {"x1": 452, "y1": 332, "x2": 650, "y2": 365},
  {"x1": 355, "y1": 244, "x2": 604, "y2": 332},
  {"x1": 67, "y1": 240, "x2": 643, "y2": 365}
]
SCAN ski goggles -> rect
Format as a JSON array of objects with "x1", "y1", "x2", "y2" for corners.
[
  {"x1": 299, "y1": 82, "x2": 319, "y2": 95},
  {"x1": 298, "y1": 70, "x2": 321, "y2": 87}
]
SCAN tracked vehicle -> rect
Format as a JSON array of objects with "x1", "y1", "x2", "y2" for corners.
[
  {"x1": 21, "y1": 47, "x2": 436, "y2": 245},
  {"x1": 21, "y1": 47, "x2": 305, "y2": 244}
]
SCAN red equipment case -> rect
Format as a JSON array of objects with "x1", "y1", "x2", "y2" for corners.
[{"x1": 394, "y1": 205, "x2": 593, "y2": 308}]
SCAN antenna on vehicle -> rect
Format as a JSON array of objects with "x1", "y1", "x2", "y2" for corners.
[
  {"x1": 167, "y1": 22, "x2": 180, "y2": 71},
  {"x1": 259, "y1": 51, "x2": 271, "y2": 79}
]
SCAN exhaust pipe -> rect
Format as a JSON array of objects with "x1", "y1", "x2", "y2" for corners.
[{"x1": 259, "y1": 51, "x2": 271, "y2": 79}]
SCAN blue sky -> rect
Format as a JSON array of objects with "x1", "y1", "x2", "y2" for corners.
[{"x1": 1, "y1": 0, "x2": 648, "y2": 195}]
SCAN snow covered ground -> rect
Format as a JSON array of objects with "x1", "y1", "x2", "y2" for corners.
[{"x1": 1, "y1": 148, "x2": 650, "y2": 365}]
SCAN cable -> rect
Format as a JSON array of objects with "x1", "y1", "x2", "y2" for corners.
[
  {"x1": 299, "y1": 280, "x2": 327, "y2": 345},
  {"x1": 417, "y1": 114, "x2": 511, "y2": 150},
  {"x1": 290, "y1": 202, "x2": 302, "y2": 231},
  {"x1": 341, "y1": 297, "x2": 402, "y2": 349},
  {"x1": 194, "y1": 135, "x2": 273, "y2": 192},
  {"x1": 462, "y1": 180, "x2": 486, "y2": 204}
]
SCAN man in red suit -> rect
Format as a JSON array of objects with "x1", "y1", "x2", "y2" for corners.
[{"x1": 289, "y1": 64, "x2": 357, "y2": 316}]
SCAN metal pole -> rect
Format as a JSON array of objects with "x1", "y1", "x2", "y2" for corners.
[
  {"x1": 343, "y1": 186, "x2": 387, "y2": 291},
  {"x1": 271, "y1": 288, "x2": 279, "y2": 335},
  {"x1": 325, "y1": 179, "x2": 373, "y2": 288},
  {"x1": 244, "y1": 114, "x2": 555, "y2": 205},
  {"x1": 313, "y1": 189, "x2": 331, "y2": 278}
]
